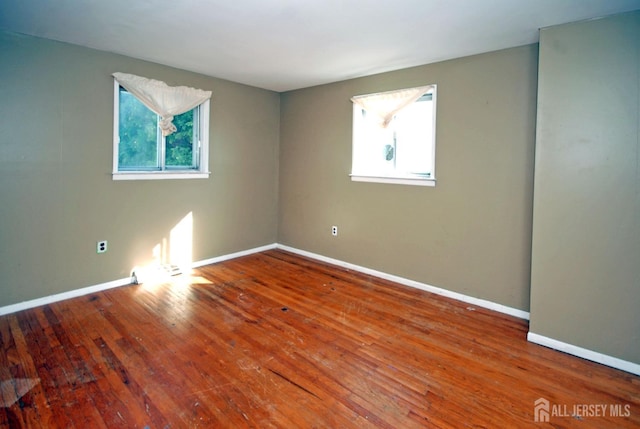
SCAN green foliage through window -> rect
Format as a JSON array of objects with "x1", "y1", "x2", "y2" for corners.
[
  {"x1": 118, "y1": 87, "x2": 198, "y2": 170},
  {"x1": 166, "y1": 110, "x2": 195, "y2": 167}
]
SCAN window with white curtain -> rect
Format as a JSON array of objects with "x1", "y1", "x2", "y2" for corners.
[
  {"x1": 112, "y1": 73, "x2": 212, "y2": 180},
  {"x1": 351, "y1": 85, "x2": 437, "y2": 186}
]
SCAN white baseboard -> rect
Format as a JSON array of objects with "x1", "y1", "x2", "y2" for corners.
[
  {"x1": 0, "y1": 243, "x2": 278, "y2": 316},
  {"x1": 527, "y1": 332, "x2": 640, "y2": 376},
  {"x1": 192, "y1": 243, "x2": 278, "y2": 268},
  {"x1": 0, "y1": 277, "x2": 132, "y2": 316},
  {"x1": 276, "y1": 244, "x2": 530, "y2": 320},
  {"x1": 4, "y1": 242, "x2": 636, "y2": 376},
  {"x1": 278, "y1": 245, "x2": 640, "y2": 375}
]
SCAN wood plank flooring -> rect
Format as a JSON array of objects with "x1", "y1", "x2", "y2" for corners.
[{"x1": 1, "y1": 249, "x2": 639, "y2": 428}]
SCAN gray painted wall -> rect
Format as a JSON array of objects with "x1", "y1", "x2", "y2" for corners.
[
  {"x1": 5, "y1": 12, "x2": 637, "y2": 369},
  {"x1": 530, "y1": 12, "x2": 640, "y2": 364},
  {"x1": 279, "y1": 45, "x2": 539, "y2": 311},
  {"x1": 0, "y1": 31, "x2": 280, "y2": 307}
]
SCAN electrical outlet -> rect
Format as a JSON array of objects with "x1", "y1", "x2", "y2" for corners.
[
  {"x1": 331, "y1": 226, "x2": 338, "y2": 236},
  {"x1": 97, "y1": 240, "x2": 108, "y2": 254}
]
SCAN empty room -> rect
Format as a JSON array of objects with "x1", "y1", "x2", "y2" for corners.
[{"x1": 1, "y1": 1, "x2": 639, "y2": 427}]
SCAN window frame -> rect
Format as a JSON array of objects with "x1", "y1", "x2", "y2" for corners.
[
  {"x1": 112, "y1": 80, "x2": 210, "y2": 181},
  {"x1": 350, "y1": 86, "x2": 437, "y2": 187}
]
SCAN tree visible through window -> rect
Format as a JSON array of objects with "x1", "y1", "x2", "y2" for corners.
[
  {"x1": 112, "y1": 74, "x2": 211, "y2": 180},
  {"x1": 118, "y1": 87, "x2": 199, "y2": 170}
]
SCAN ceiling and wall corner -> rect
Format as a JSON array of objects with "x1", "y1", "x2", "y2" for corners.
[{"x1": 1, "y1": 0, "x2": 639, "y2": 92}]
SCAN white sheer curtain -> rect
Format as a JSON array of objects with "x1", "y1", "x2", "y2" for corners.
[
  {"x1": 113, "y1": 72, "x2": 212, "y2": 136},
  {"x1": 351, "y1": 85, "x2": 434, "y2": 128}
]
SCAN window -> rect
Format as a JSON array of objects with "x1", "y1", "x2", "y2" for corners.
[
  {"x1": 351, "y1": 85, "x2": 437, "y2": 186},
  {"x1": 112, "y1": 74, "x2": 211, "y2": 180}
]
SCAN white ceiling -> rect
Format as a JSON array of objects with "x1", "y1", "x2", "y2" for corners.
[{"x1": 1, "y1": 0, "x2": 639, "y2": 92}]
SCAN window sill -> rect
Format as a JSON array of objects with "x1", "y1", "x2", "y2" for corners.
[
  {"x1": 113, "y1": 171, "x2": 211, "y2": 181},
  {"x1": 350, "y1": 174, "x2": 436, "y2": 187}
]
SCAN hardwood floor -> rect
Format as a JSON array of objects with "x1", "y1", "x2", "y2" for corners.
[{"x1": 1, "y1": 249, "x2": 638, "y2": 428}]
